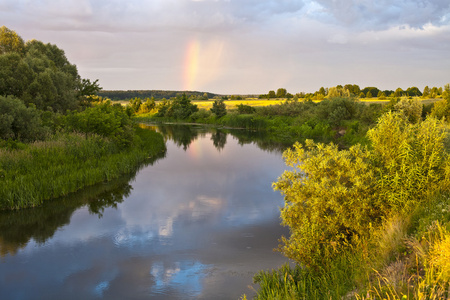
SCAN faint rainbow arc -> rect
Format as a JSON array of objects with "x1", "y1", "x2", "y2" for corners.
[{"x1": 183, "y1": 39, "x2": 200, "y2": 91}]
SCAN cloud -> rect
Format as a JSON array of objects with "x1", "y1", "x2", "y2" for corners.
[
  {"x1": 312, "y1": 0, "x2": 450, "y2": 30},
  {"x1": 1, "y1": 0, "x2": 449, "y2": 93}
]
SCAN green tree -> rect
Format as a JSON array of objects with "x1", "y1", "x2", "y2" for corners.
[
  {"x1": 394, "y1": 97, "x2": 423, "y2": 123},
  {"x1": 77, "y1": 78, "x2": 102, "y2": 106},
  {"x1": 0, "y1": 26, "x2": 24, "y2": 55},
  {"x1": 366, "y1": 91, "x2": 372, "y2": 98},
  {"x1": 138, "y1": 97, "x2": 156, "y2": 114},
  {"x1": 431, "y1": 84, "x2": 450, "y2": 119},
  {"x1": 210, "y1": 99, "x2": 227, "y2": 118},
  {"x1": 167, "y1": 93, "x2": 199, "y2": 119},
  {"x1": 423, "y1": 86, "x2": 430, "y2": 98},
  {"x1": 273, "y1": 140, "x2": 378, "y2": 266},
  {"x1": 394, "y1": 88, "x2": 404, "y2": 97},
  {"x1": 327, "y1": 86, "x2": 350, "y2": 98},
  {"x1": 268, "y1": 90, "x2": 276, "y2": 99},
  {"x1": 276, "y1": 88, "x2": 287, "y2": 98},
  {"x1": 236, "y1": 103, "x2": 256, "y2": 114},
  {"x1": 406, "y1": 86, "x2": 422, "y2": 97},
  {"x1": 65, "y1": 102, "x2": 134, "y2": 148},
  {"x1": 273, "y1": 111, "x2": 450, "y2": 267},
  {"x1": 0, "y1": 96, "x2": 47, "y2": 142}
]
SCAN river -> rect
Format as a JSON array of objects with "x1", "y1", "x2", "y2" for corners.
[{"x1": 0, "y1": 124, "x2": 290, "y2": 299}]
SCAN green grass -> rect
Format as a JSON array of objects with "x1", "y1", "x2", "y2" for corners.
[{"x1": 0, "y1": 128, "x2": 166, "y2": 210}]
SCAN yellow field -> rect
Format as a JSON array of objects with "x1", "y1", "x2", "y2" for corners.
[
  {"x1": 193, "y1": 99, "x2": 285, "y2": 110},
  {"x1": 115, "y1": 96, "x2": 441, "y2": 109}
]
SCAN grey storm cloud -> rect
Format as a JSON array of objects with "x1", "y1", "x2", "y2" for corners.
[
  {"x1": 2, "y1": 0, "x2": 449, "y2": 33},
  {"x1": 314, "y1": 0, "x2": 450, "y2": 30}
]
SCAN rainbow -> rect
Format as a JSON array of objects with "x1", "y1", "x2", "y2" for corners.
[
  {"x1": 183, "y1": 39, "x2": 200, "y2": 91},
  {"x1": 187, "y1": 138, "x2": 202, "y2": 160}
]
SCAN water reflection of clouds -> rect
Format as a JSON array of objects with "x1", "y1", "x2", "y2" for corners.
[
  {"x1": 0, "y1": 129, "x2": 288, "y2": 299},
  {"x1": 151, "y1": 260, "x2": 208, "y2": 298}
]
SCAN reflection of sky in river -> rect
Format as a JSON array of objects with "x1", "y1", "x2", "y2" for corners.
[{"x1": 0, "y1": 131, "x2": 289, "y2": 299}]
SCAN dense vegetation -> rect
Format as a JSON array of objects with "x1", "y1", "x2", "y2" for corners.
[
  {"x1": 245, "y1": 89, "x2": 450, "y2": 299},
  {"x1": 131, "y1": 84, "x2": 450, "y2": 299},
  {"x1": 0, "y1": 26, "x2": 166, "y2": 210}
]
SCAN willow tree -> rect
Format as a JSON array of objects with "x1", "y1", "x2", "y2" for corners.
[{"x1": 274, "y1": 112, "x2": 450, "y2": 267}]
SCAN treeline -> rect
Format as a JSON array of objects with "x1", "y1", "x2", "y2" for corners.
[
  {"x1": 98, "y1": 90, "x2": 218, "y2": 101},
  {"x1": 258, "y1": 85, "x2": 444, "y2": 100},
  {"x1": 136, "y1": 85, "x2": 450, "y2": 147},
  {"x1": 0, "y1": 26, "x2": 166, "y2": 210}
]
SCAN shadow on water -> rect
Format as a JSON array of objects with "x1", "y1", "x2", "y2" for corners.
[{"x1": 0, "y1": 151, "x2": 166, "y2": 258}]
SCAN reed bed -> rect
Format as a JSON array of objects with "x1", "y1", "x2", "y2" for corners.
[{"x1": 0, "y1": 128, "x2": 165, "y2": 210}]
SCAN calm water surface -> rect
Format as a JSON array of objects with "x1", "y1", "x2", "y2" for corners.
[{"x1": 0, "y1": 125, "x2": 290, "y2": 299}]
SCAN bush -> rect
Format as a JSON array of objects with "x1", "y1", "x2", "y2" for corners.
[
  {"x1": 0, "y1": 95, "x2": 48, "y2": 142},
  {"x1": 236, "y1": 103, "x2": 256, "y2": 114},
  {"x1": 273, "y1": 112, "x2": 450, "y2": 267},
  {"x1": 65, "y1": 101, "x2": 134, "y2": 148}
]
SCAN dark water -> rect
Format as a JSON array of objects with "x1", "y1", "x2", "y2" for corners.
[{"x1": 0, "y1": 125, "x2": 290, "y2": 299}]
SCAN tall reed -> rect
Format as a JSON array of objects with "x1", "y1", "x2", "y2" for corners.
[{"x1": 0, "y1": 128, "x2": 165, "y2": 210}]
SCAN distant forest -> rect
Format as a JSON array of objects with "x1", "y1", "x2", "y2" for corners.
[{"x1": 98, "y1": 90, "x2": 219, "y2": 100}]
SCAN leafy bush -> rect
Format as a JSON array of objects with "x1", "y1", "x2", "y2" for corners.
[
  {"x1": 65, "y1": 101, "x2": 134, "y2": 148},
  {"x1": 273, "y1": 112, "x2": 450, "y2": 267},
  {"x1": 236, "y1": 103, "x2": 256, "y2": 114},
  {"x1": 0, "y1": 96, "x2": 48, "y2": 142}
]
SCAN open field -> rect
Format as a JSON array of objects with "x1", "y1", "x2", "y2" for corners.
[{"x1": 114, "y1": 97, "x2": 442, "y2": 110}]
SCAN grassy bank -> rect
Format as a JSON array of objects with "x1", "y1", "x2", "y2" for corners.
[{"x1": 0, "y1": 128, "x2": 166, "y2": 210}]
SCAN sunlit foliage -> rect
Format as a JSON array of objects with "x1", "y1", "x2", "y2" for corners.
[{"x1": 274, "y1": 112, "x2": 450, "y2": 267}]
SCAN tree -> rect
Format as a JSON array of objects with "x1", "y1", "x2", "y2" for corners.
[
  {"x1": 273, "y1": 140, "x2": 378, "y2": 266},
  {"x1": 236, "y1": 103, "x2": 256, "y2": 114},
  {"x1": 0, "y1": 26, "x2": 24, "y2": 55},
  {"x1": 361, "y1": 87, "x2": 380, "y2": 98},
  {"x1": 344, "y1": 84, "x2": 360, "y2": 96},
  {"x1": 268, "y1": 90, "x2": 276, "y2": 99},
  {"x1": 406, "y1": 86, "x2": 422, "y2": 97},
  {"x1": 0, "y1": 96, "x2": 47, "y2": 142},
  {"x1": 273, "y1": 111, "x2": 450, "y2": 267},
  {"x1": 327, "y1": 86, "x2": 350, "y2": 98},
  {"x1": 138, "y1": 97, "x2": 156, "y2": 113},
  {"x1": 394, "y1": 88, "x2": 404, "y2": 97},
  {"x1": 318, "y1": 87, "x2": 326, "y2": 96},
  {"x1": 423, "y1": 86, "x2": 430, "y2": 98},
  {"x1": 77, "y1": 78, "x2": 102, "y2": 106},
  {"x1": 65, "y1": 102, "x2": 134, "y2": 148},
  {"x1": 276, "y1": 88, "x2": 287, "y2": 98},
  {"x1": 394, "y1": 97, "x2": 423, "y2": 123},
  {"x1": 366, "y1": 91, "x2": 372, "y2": 98},
  {"x1": 431, "y1": 84, "x2": 450, "y2": 120},
  {"x1": 210, "y1": 99, "x2": 227, "y2": 118}
]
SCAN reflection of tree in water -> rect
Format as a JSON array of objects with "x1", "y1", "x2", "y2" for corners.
[
  {"x1": 227, "y1": 129, "x2": 288, "y2": 153},
  {"x1": 211, "y1": 129, "x2": 227, "y2": 151},
  {"x1": 147, "y1": 123, "x2": 289, "y2": 153},
  {"x1": 0, "y1": 151, "x2": 165, "y2": 258},
  {"x1": 157, "y1": 125, "x2": 204, "y2": 151}
]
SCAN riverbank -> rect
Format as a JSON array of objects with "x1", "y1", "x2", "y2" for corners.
[{"x1": 0, "y1": 128, "x2": 166, "y2": 210}]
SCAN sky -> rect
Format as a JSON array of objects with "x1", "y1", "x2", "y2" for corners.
[{"x1": 1, "y1": 0, "x2": 449, "y2": 94}]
